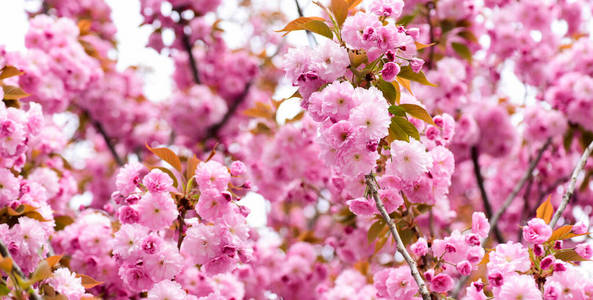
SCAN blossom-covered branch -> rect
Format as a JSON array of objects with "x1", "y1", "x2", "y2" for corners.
[{"x1": 365, "y1": 175, "x2": 431, "y2": 300}]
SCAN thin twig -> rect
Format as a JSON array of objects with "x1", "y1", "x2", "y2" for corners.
[
  {"x1": 0, "y1": 241, "x2": 41, "y2": 300},
  {"x1": 205, "y1": 82, "x2": 252, "y2": 140},
  {"x1": 487, "y1": 138, "x2": 552, "y2": 240},
  {"x1": 426, "y1": 1, "x2": 435, "y2": 69},
  {"x1": 181, "y1": 31, "x2": 201, "y2": 85},
  {"x1": 365, "y1": 174, "x2": 431, "y2": 300},
  {"x1": 294, "y1": 0, "x2": 318, "y2": 47},
  {"x1": 550, "y1": 140, "x2": 593, "y2": 227},
  {"x1": 471, "y1": 146, "x2": 504, "y2": 243},
  {"x1": 88, "y1": 113, "x2": 124, "y2": 166}
]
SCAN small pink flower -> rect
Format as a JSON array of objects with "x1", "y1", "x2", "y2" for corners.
[
  {"x1": 522, "y1": 218, "x2": 552, "y2": 244},
  {"x1": 410, "y1": 238, "x2": 428, "y2": 257},
  {"x1": 540, "y1": 255, "x2": 554, "y2": 269},
  {"x1": 457, "y1": 260, "x2": 472, "y2": 276},
  {"x1": 347, "y1": 197, "x2": 376, "y2": 216},
  {"x1": 430, "y1": 273, "x2": 454, "y2": 293},
  {"x1": 381, "y1": 62, "x2": 400, "y2": 82},
  {"x1": 142, "y1": 169, "x2": 174, "y2": 193},
  {"x1": 575, "y1": 243, "x2": 592, "y2": 259},
  {"x1": 573, "y1": 221, "x2": 588, "y2": 235},
  {"x1": 488, "y1": 271, "x2": 504, "y2": 287},
  {"x1": 472, "y1": 212, "x2": 489, "y2": 238},
  {"x1": 118, "y1": 206, "x2": 140, "y2": 224}
]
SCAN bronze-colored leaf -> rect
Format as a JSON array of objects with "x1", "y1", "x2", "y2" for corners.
[
  {"x1": 276, "y1": 17, "x2": 333, "y2": 39},
  {"x1": 185, "y1": 155, "x2": 200, "y2": 182},
  {"x1": 76, "y1": 274, "x2": 103, "y2": 289},
  {"x1": 400, "y1": 104, "x2": 436, "y2": 126},
  {"x1": 145, "y1": 144, "x2": 182, "y2": 173},
  {"x1": 554, "y1": 249, "x2": 590, "y2": 262},
  {"x1": 330, "y1": 0, "x2": 349, "y2": 27},
  {"x1": 397, "y1": 66, "x2": 437, "y2": 87},
  {"x1": 0, "y1": 66, "x2": 24, "y2": 79},
  {"x1": 2, "y1": 85, "x2": 29, "y2": 100},
  {"x1": 536, "y1": 196, "x2": 554, "y2": 224}
]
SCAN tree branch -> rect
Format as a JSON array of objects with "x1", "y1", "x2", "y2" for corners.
[
  {"x1": 0, "y1": 241, "x2": 41, "y2": 300},
  {"x1": 88, "y1": 112, "x2": 124, "y2": 166},
  {"x1": 294, "y1": 0, "x2": 318, "y2": 47},
  {"x1": 471, "y1": 146, "x2": 504, "y2": 243},
  {"x1": 550, "y1": 140, "x2": 593, "y2": 227},
  {"x1": 181, "y1": 31, "x2": 201, "y2": 85},
  {"x1": 487, "y1": 138, "x2": 552, "y2": 241},
  {"x1": 425, "y1": 1, "x2": 436, "y2": 69},
  {"x1": 365, "y1": 174, "x2": 431, "y2": 300},
  {"x1": 205, "y1": 82, "x2": 252, "y2": 140}
]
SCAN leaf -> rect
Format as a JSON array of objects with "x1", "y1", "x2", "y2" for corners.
[
  {"x1": 397, "y1": 66, "x2": 436, "y2": 87},
  {"x1": 368, "y1": 219, "x2": 386, "y2": 244},
  {"x1": 2, "y1": 85, "x2": 29, "y2": 100},
  {"x1": 242, "y1": 102, "x2": 275, "y2": 120},
  {"x1": 395, "y1": 77, "x2": 413, "y2": 96},
  {"x1": 397, "y1": 14, "x2": 416, "y2": 26},
  {"x1": 276, "y1": 17, "x2": 333, "y2": 39},
  {"x1": 388, "y1": 119, "x2": 410, "y2": 142},
  {"x1": 376, "y1": 79, "x2": 398, "y2": 105},
  {"x1": 536, "y1": 196, "x2": 554, "y2": 224},
  {"x1": 374, "y1": 234, "x2": 389, "y2": 253},
  {"x1": 415, "y1": 42, "x2": 436, "y2": 50},
  {"x1": 0, "y1": 257, "x2": 12, "y2": 273},
  {"x1": 54, "y1": 215, "x2": 74, "y2": 231},
  {"x1": 0, "y1": 66, "x2": 23, "y2": 79},
  {"x1": 23, "y1": 210, "x2": 51, "y2": 222},
  {"x1": 150, "y1": 166, "x2": 179, "y2": 189},
  {"x1": 0, "y1": 283, "x2": 9, "y2": 296},
  {"x1": 554, "y1": 249, "x2": 590, "y2": 262},
  {"x1": 185, "y1": 155, "x2": 200, "y2": 182},
  {"x1": 78, "y1": 19, "x2": 92, "y2": 36},
  {"x1": 31, "y1": 261, "x2": 52, "y2": 283},
  {"x1": 564, "y1": 126, "x2": 575, "y2": 152},
  {"x1": 330, "y1": 0, "x2": 348, "y2": 27},
  {"x1": 145, "y1": 144, "x2": 182, "y2": 173},
  {"x1": 400, "y1": 104, "x2": 436, "y2": 126},
  {"x1": 451, "y1": 42, "x2": 472, "y2": 62},
  {"x1": 548, "y1": 225, "x2": 573, "y2": 242},
  {"x1": 388, "y1": 105, "x2": 406, "y2": 117},
  {"x1": 46, "y1": 255, "x2": 63, "y2": 268},
  {"x1": 346, "y1": 0, "x2": 362, "y2": 9},
  {"x1": 393, "y1": 117, "x2": 420, "y2": 141},
  {"x1": 393, "y1": 80, "x2": 401, "y2": 104},
  {"x1": 348, "y1": 50, "x2": 368, "y2": 68},
  {"x1": 458, "y1": 30, "x2": 478, "y2": 43},
  {"x1": 76, "y1": 274, "x2": 103, "y2": 289}
]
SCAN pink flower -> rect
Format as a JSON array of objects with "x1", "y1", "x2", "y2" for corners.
[
  {"x1": 180, "y1": 222, "x2": 220, "y2": 265},
  {"x1": 457, "y1": 260, "x2": 472, "y2": 276},
  {"x1": 386, "y1": 139, "x2": 433, "y2": 182},
  {"x1": 342, "y1": 12, "x2": 381, "y2": 50},
  {"x1": 119, "y1": 264, "x2": 154, "y2": 292},
  {"x1": 350, "y1": 101, "x2": 390, "y2": 140},
  {"x1": 142, "y1": 169, "x2": 174, "y2": 193},
  {"x1": 381, "y1": 62, "x2": 401, "y2": 81},
  {"x1": 523, "y1": 218, "x2": 552, "y2": 244},
  {"x1": 0, "y1": 168, "x2": 19, "y2": 206},
  {"x1": 147, "y1": 280, "x2": 188, "y2": 300},
  {"x1": 410, "y1": 237, "x2": 428, "y2": 257},
  {"x1": 195, "y1": 189, "x2": 231, "y2": 221},
  {"x1": 47, "y1": 268, "x2": 86, "y2": 300},
  {"x1": 496, "y1": 274, "x2": 542, "y2": 300},
  {"x1": 540, "y1": 255, "x2": 555, "y2": 269},
  {"x1": 575, "y1": 243, "x2": 593, "y2": 259},
  {"x1": 430, "y1": 273, "x2": 454, "y2": 293},
  {"x1": 346, "y1": 197, "x2": 376, "y2": 216},
  {"x1": 370, "y1": 0, "x2": 404, "y2": 18},
  {"x1": 118, "y1": 205, "x2": 140, "y2": 224},
  {"x1": 572, "y1": 221, "x2": 588, "y2": 234},
  {"x1": 195, "y1": 161, "x2": 230, "y2": 192},
  {"x1": 373, "y1": 266, "x2": 418, "y2": 299},
  {"x1": 115, "y1": 162, "x2": 146, "y2": 195},
  {"x1": 471, "y1": 212, "x2": 490, "y2": 238},
  {"x1": 144, "y1": 243, "x2": 183, "y2": 282},
  {"x1": 487, "y1": 242, "x2": 531, "y2": 275},
  {"x1": 137, "y1": 192, "x2": 178, "y2": 231}
]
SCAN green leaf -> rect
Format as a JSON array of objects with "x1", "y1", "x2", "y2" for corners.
[
  {"x1": 388, "y1": 105, "x2": 406, "y2": 117},
  {"x1": 397, "y1": 66, "x2": 436, "y2": 87},
  {"x1": 367, "y1": 219, "x2": 386, "y2": 244},
  {"x1": 397, "y1": 14, "x2": 416, "y2": 26},
  {"x1": 54, "y1": 215, "x2": 74, "y2": 231},
  {"x1": 276, "y1": 17, "x2": 333, "y2": 40},
  {"x1": 554, "y1": 249, "x2": 590, "y2": 262},
  {"x1": 458, "y1": 30, "x2": 478, "y2": 43},
  {"x1": 451, "y1": 42, "x2": 472, "y2": 62},
  {"x1": 393, "y1": 117, "x2": 420, "y2": 141},
  {"x1": 400, "y1": 104, "x2": 436, "y2": 125},
  {"x1": 31, "y1": 261, "x2": 52, "y2": 283},
  {"x1": 376, "y1": 79, "x2": 398, "y2": 105},
  {"x1": 388, "y1": 119, "x2": 409, "y2": 142},
  {"x1": 0, "y1": 283, "x2": 9, "y2": 296}
]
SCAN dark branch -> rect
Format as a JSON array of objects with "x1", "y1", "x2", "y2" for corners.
[
  {"x1": 205, "y1": 82, "x2": 252, "y2": 140},
  {"x1": 294, "y1": 0, "x2": 318, "y2": 47},
  {"x1": 471, "y1": 146, "x2": 504, "y2": 243},
  {"x1": 88, "y1": 112, "x2": 124, "y2": 166},
  {"x1": 181, "y1": 31, "x2": 201, "y2": 85}
]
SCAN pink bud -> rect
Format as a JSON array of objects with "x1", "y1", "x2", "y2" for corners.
[
  {"x1": 540, "y1": 255, "x2": 554, "y2": 269},
  {"x1": 456, "y1": 260, "x2": 472, "y2": 276},
  {"x1": 488, "y1": 272, "x2": 504, "y2": 287},
  {"x1": 381, "y1": 62, "x2": 401, "y2": 82}
]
